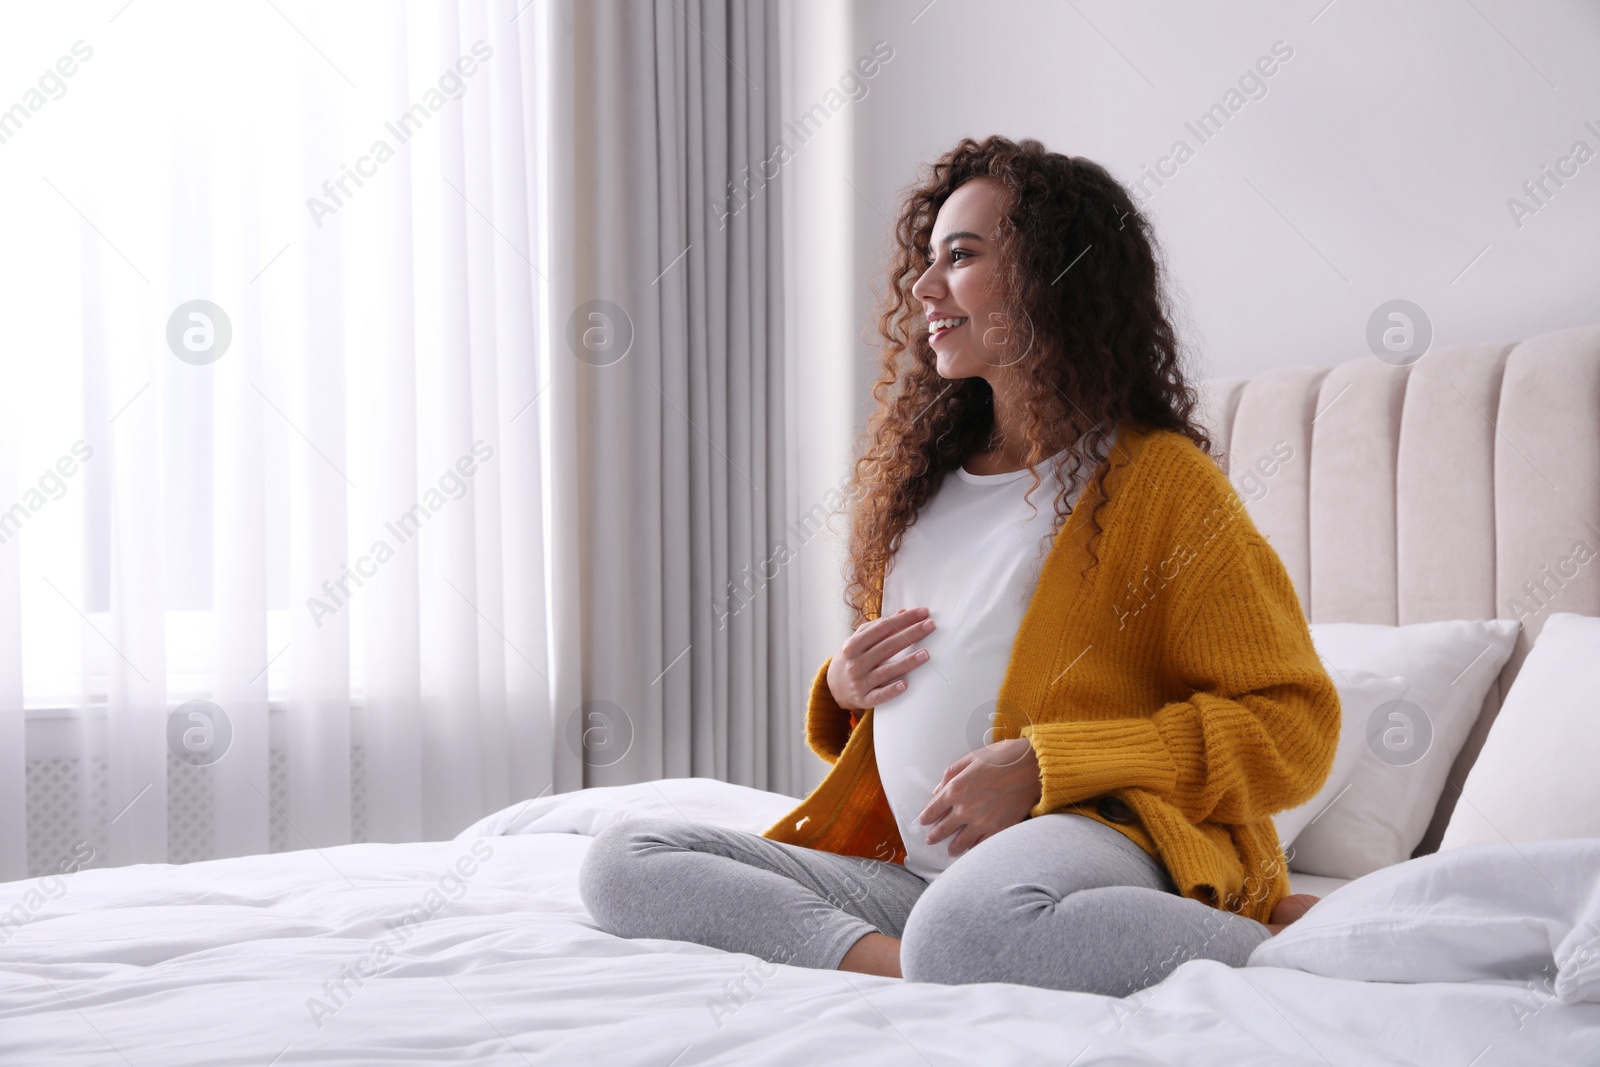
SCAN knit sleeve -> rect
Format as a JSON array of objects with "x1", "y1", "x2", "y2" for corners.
[
  {"x1": 804, "y1": 656, "x2": 861, "y2": 765},
  {"x1": 1019, "y1": 535, "x2": 1340, "y2": 825}
]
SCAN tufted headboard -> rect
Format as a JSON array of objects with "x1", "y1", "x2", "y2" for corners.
[{"x1": 1197, "y1": 324, "x2": 1600, "y2": 856}]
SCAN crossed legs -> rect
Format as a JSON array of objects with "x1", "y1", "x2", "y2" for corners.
[{"x1": 579, "y1": 813, "x2": 1275, "y2": 996}]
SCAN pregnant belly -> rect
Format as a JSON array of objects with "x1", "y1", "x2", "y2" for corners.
[{"x1": 871, "y1": 628, "x2": 1016, "y2": 880}]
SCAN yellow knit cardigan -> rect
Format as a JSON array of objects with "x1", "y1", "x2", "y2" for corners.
[{"x1": 761, "y1": 425, "x2": 1340, "y2": 924}]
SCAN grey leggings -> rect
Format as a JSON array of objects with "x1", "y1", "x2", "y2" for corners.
[{"x1": 578, "y1": 812, "x2": 1271, "y2": 996}]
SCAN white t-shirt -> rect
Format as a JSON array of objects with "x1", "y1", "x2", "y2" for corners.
[{"x1": 873, "y1": 438, "x2": 1108, "y2": 881}]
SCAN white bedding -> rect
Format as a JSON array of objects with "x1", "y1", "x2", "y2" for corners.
[
  {"x1": 3, "y1": 777, "x2": 1597, "y2": 1065},
  {"x1": 1287, "y1": 871, "x2": 1350, "y2": 898}
]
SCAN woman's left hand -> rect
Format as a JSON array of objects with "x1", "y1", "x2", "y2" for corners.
[{"x1": 918, "y1": 737, "x2": 1043, "y2": 858}]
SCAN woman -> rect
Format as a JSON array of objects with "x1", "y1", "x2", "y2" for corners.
[{"x1": 579, "y1": 136, "x2": 1339, "y2": 996}]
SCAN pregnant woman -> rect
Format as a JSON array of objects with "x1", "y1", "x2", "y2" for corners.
[{"x1": 579, "y1": 135, "x2": 1339, "y2": 996}]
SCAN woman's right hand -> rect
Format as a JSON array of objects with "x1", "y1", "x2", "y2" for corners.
[{"x1": 827, "y1": 607, "x2": 936, "y2": 711}]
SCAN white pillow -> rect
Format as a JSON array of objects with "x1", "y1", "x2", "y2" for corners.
[
  {"x1": 1251, "y1": 837, "x2": 1600, "y2": 1004},
  {"x1": 454, "y1": 778, "x2": 798, "y2": 839},
  {"x1": 1273, "y1": 670, "x2": 1408, "y2": 848},
  {"x1": 1441, "y1": 613, "x2": 1600, "y2": 850},
  {"x1": 1288, "y1": 619, "x2": 1520, "y2": 879}
]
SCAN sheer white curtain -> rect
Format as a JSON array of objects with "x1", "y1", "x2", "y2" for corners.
[
  {"x1": 0, "y1": 0, "x2": 552, "y2": 878},
  {"x1": 1, "y1": 0, "x2": 797, "y2": 882}
]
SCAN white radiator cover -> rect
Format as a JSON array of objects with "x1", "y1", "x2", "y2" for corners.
[{"x1": 23, "y1": 708, "x2": 369, "y2": 878}]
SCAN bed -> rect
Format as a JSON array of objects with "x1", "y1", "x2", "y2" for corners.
[
  {"x1": 5, "y1": 325, "x2": 1600, "y2": 1064},
  {"x1": 1, "y1": 777, "x2": 1597, "y2": 1064}
]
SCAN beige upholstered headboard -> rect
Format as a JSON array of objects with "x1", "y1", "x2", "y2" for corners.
[{"x1": 1197, "y1": 324, "x2": 1600, "y2": 856}]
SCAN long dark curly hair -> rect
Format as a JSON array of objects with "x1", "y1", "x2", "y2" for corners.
[{"x1": 841, "y1": 135, "x2": 1214, "y2": 627}]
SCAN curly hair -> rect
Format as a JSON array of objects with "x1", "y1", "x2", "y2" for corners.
[{"x1": 840, "y1": 135, "x2": 1214, "y2": 627}]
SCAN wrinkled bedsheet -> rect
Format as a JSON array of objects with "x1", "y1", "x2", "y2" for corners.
[{"x1": 2, "y1": 777, "x2": 1596, "y2": 1065}]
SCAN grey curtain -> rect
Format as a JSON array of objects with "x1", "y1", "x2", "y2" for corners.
[{"x1": 545, "y1": 0, "x2": 795, "y2": 796}]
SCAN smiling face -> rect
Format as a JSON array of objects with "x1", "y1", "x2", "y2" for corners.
[{"x1": 910, "y1": 176, "x2": 1021, "y2": 383}]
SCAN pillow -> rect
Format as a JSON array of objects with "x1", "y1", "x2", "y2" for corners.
[
  {"x1": 1250, "y1": 837, "x2": 1600, "y2": 1005},
  {"x1": 1273, "y1": 669, "x2": 1408, "y2": 848},
  {"x1": 1287, "y1": 619, "x2": 1520, "y2": 879},
  {"x1": 454, "y1": 778, "x2": 798, "y2": 839},
  {"x1": 1441, "y1": 613, "x2": 1600, "y2": 850}
]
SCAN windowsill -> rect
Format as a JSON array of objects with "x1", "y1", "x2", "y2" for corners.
[
  {"x1": 20, "y1": 698, "x2": 370, "y2": 762},
  {"x1": 22, "y1": 697, "x2": 367, "y2": 719}
]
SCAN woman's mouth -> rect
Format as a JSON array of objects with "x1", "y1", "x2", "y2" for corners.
[{"x1": 928, "y1": 316, "x2": 967, "y2": 344}]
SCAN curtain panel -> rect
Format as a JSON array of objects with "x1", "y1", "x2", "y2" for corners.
[
  {"x1": 545, "y1": 0, "x2": 795, "y2": 797},
  {"x1": 0, "y1": 0, "x2": 552, "y2": 879},
  {"x1": 0, "y1": 0, "x2": 794, "y2": 880}
]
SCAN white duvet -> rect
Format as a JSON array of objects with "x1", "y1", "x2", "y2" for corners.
[{"x1": 2, "y1": 777, "x2": 1597, "y2": 1065}]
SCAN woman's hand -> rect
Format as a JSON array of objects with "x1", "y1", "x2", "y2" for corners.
[
  {"x1": 918, "y1": 737, "x2": 1042, "y2": 858},
  {"x1": 827, "y1": 607, "x2": 937, "y2": 710}
]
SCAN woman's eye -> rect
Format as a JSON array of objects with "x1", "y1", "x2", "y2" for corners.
[{"x1": 950, "y1": 248, "x2": 972, "y2": 263}]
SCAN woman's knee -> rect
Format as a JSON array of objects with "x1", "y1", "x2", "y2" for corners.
[
  {"x1": 898, "y1": 873, "x2": 1019, "y2": 985},
  {"x1": 577, "y1": 817, "x2": 682, "y2": 934},
  {"x1": 899, "y1": 874, "x2": 1139, "y2": 992},
  {"x1": 905, "y1": 879, "x2": 1254, "y2": 995}
]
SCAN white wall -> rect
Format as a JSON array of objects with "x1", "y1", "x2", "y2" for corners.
[
  {"x1": 783, "y1": 0, "x2": 1600, "y2": 788},
  {"x1": 780, "y1": 0, "x2": 866, "y2": 791},
  {"x1": 846, "y1": 0, "x2": 1600, "y2": 385}
]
